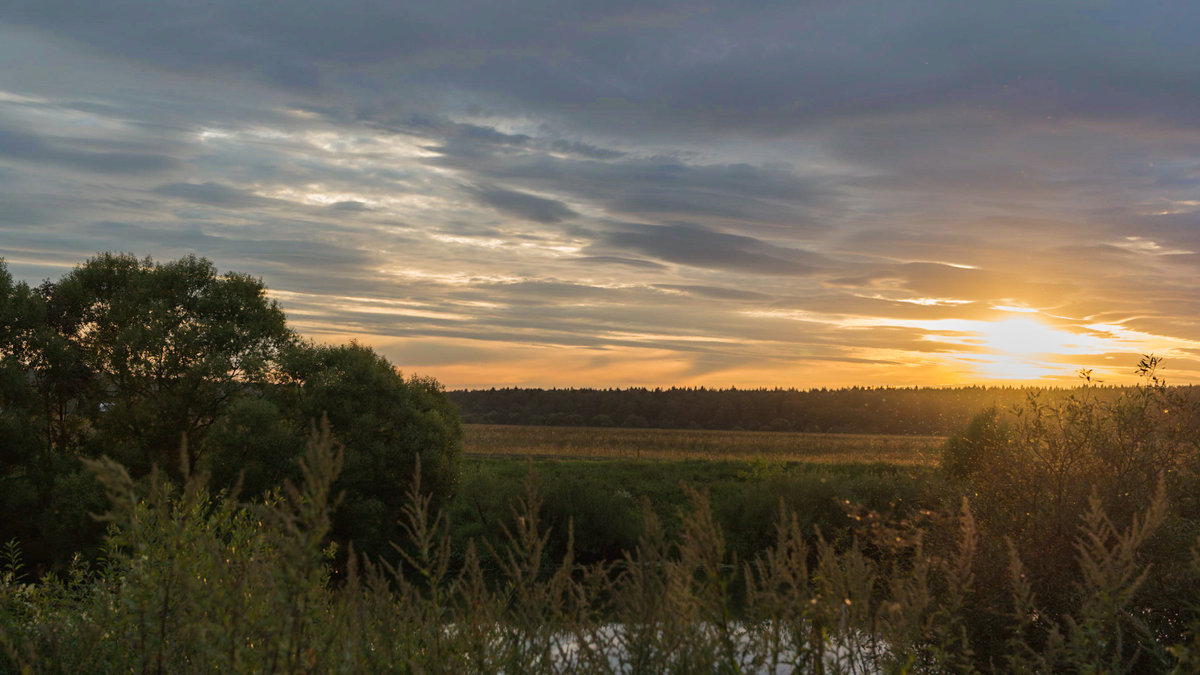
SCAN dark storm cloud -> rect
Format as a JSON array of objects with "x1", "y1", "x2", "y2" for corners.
[
  {"x1": 465, "y1": 184, "x2": 578, "y2": 224},
  {"x1": 599, "y1": 223, "x2": 829, "y2": 275}
]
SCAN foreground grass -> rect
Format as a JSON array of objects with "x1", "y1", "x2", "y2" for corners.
[
  {"x1": 4, "y1": 426, "x2": 1197, "y2": 674},
  {"x1": 463, "y1": 424, "x2": 944, "y2": 465}
]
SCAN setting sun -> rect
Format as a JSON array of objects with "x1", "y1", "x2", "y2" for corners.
[
  {"x1": 885, "y1": 315, "x2": 1127, "y2": 382},
  {"x1": 968, "y1": 318, "x2": 1085, "y2": 380},
  {"x1": 976, "y1": 318, "x2": 1082, "y2": 357}
]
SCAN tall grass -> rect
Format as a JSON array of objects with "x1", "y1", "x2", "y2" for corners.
[{"x1": 3, "y1": 424, "x2": 1197, "y2": 673}]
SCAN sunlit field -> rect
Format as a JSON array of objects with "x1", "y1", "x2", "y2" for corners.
[{"x1": 462, "y1": 423, "x2": 945, "y2": 465}]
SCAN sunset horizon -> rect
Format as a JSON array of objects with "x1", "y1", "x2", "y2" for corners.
[{"x1": 5, "y1": 2, "x2": 1200, "y2": 390}]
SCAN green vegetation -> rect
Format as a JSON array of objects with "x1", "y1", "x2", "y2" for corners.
[
  {"x1": 0, "y1": 253, "x2": 461, "y2": 571},
  {"x1": 938, "y1": 358, "x2": 1200, "y2": 666},
  {"x1": 4, "y1": 390, "x2": 1200, "y2": 672},
  {"x1": 448, "y1": 457, "x2": 936, "y2": 567}
]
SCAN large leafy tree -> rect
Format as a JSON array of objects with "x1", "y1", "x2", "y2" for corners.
[
  {"x1": 1, "y1": 253, "x2": 462, "y2": 570},
  {"x1": 0, "y1": 263, "x2": 54, "y2": 564},
  {"x1": 42, "y1": 253, "x2": 293, "y2": 474}
]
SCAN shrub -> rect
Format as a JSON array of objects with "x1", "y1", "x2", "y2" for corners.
[
  {"x1": 274, "y1": 342, "x2": 463, "y2": 560},
  {"x1": 939, "y1": 358, "x2": 1200, "y2": 668},
  {"x1": 941, "y1": 407, "x2": 1007, "y2": 479},
  {"x1": 539, "y1": 474, "x2": 641, "y2": 565}
]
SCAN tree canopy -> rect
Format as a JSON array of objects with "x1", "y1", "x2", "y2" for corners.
[
  {"x1": 40, "y1": 253, "x2": 293, "y2": 473},
  {"x1": 0, "y1": 253, "x2": 461, "y2": 569}
]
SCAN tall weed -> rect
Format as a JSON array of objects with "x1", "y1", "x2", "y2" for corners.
[{"x1": 1, "y1": 416, "x2": 1197, "y2": 673}]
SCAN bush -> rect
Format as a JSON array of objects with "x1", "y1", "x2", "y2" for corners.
[
  {"x1": 939, "y1": 359, "x2": 1200, "y2": 668},
  {"x1": 941, "y1": 407, "x2": 1006, "y2": 479},
  {"x1": 273, "y1": 341, "x2": 462, "y2": 560},
  {"x1": 539, "y1": 474, "x2": 641, "y2": 565},
  {"x1": 588, "y1": 414, "x2": 615, "y2": 427}
]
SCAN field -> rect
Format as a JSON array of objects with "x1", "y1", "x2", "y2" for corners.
[
  {"x1": 462, "y1": 423, "x2": 945, "y2": 465},
  {"x1": 10, "y1": 394, "x2": 1200, "y2": 672},
  {"x1": 451, "y1": 424, "x2": 946, "y2": 569}
]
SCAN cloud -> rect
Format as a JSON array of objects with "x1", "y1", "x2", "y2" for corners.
[
  {"x1": 2, "y1": 2, "x2": 1200, "y2": 386},
  {"x1": 0, "y1": 194, "x2": 51, "y2": 226},
  {"x1": 827, "y1": 262, "x2": 1076, "y2": 306},
  {"x1": 466, "y1": 184, "x2": 578, "y2": 223},
  {"x1": 0, "y1": 125, "x2": 178, "y2": 174},
  {"x1": 599, "y1": 223, "x2": 829, "y2": 275},
  {"x1": 550, "y1": 139, "x2": 625, "y2": 160},
  {"x1": 571, "y1": 256, "x2": 668, "y2": 270},
  {"x1": 5, "y1": 1, "x2": 1200, "y2": 139},
  {"x1": 654, "y1": 284, "x2": 772, "y2": 302},
  {"x1": 328, "y1": 200, "x2": 371, "y2": 212},
  {"x1": 426, "y1": 148, "x2": 833, "y2": 232},
  {"x1": 152, "y1": 182, "x2": 276, "y2": 208},
  {"x1": 84, "y1": 219, "x2": 374, "y2": 274}
]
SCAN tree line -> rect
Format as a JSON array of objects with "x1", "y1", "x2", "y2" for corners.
[
  {"x1": 0, "y1": 253, "x2": 461, "y2": 573},
  {"x1": 449, "y1": 385, "x2": 1116, "y2": 435}
]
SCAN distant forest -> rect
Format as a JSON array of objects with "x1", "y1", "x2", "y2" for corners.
[{"x1": 448, "y1": 385, "x2": 1124, "y2": 435}]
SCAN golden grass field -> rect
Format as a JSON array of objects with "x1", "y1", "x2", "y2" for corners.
[{"x1": 462, "y1": 424, "x2": 945, "y2": 465}]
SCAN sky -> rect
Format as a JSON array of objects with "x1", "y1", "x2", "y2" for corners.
[{"x1": 2, "y1": 1, "x2": 1200, "y2": 389}]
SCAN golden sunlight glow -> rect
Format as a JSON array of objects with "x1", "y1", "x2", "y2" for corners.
[
  {"x1": 921, "y1": 314, "x2": 1099, "y2": 379},
  {"x1": 892, "y1": 316, "x2": 1135, "y2": 381},
  {"x1": 976, "y1": 318, "x2": 1083, "y2": 357},
  {"x1": 712, "y1": 306, "x2": 1200, "y2": 385},
  {"x1": 951, "y1": 318, "x2": 1098, "y2": 380}
]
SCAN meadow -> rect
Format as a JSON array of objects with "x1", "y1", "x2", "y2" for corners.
[
  {"x1": 7, "y1": 404, "x2": 1199, "y2": 674},
  {"x1": 453, "y1": 424, "x2": 944, "y2": 566},
  {"x1": 462, "y1": 423, "x2": 945, "y2": 465},
  {"x1": 7, "y1": 381, "x2": 1200, "y2": 672},
  {"x1": 449, "y1": 454, "x2": 938, "y2": 568}
]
